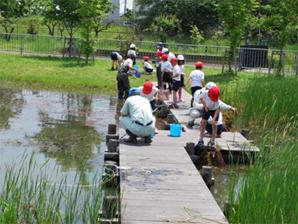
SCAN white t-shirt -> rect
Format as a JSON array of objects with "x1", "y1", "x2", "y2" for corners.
[
  {"x1": 120, "y1": 95, "x2": 154, "y2": 125},
  {"x1": 179, "y1": 65, "x2": 185, "y2": 73},
  {"x1": 143, "y1": 61, "x2": 153, "y2": 70},
  {"x1": 172, "y1": 64, "x2": 182, "y2": 81},
  {"x1": 208, "y1": 112, "x2": 223, "y2": 125},
  {"x1": 189, "y1": 70, "x2": 204, "y2": 87},
  {"x1": 139, "y1": 86, "x2": 158, "y2": 101},
  {"x1": 116, "y1": 52, "x2": 123, "y2": 61},
  {"x1": 161, "y1": 61, "x2": 172, "y2": 73},
  {"x1": 167, "y1": 52, "x2": 176, "y2": 62},
  {"x1": 122, "y1": 58, "x2": 133, "y2": 68},
  {"x1": 199, "y1": 91, "x2": 219, "y2": 111},
  {"x1": 127, "y1": 49, "x2": 136, "y2": 57}
]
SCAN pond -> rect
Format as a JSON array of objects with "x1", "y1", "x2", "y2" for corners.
[{"x1": 0, "y1": 86, "x2": 117, "y2": 186}]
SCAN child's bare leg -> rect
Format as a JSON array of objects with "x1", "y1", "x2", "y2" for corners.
[
  {"x1": 199, "y1": 119, "x2": 207, "y2": 141},
  {"x1": 211, "y1": 123, "x2": 217, "y2": 142}
]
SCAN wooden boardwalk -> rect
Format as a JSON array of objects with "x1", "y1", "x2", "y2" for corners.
[{"x1": 119, "y1": 130, "x2": 228, "y2": 224}]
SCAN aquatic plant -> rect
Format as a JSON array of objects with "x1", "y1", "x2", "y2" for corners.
[{"x1": 0, "y1": 154, "x2": 109, "y2": 224}]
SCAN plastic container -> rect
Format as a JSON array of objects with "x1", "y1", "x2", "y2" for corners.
[
  {"x1": 170, "y1": 123, "x2": 182, "y2": 137},
  {"x1": 134, "y1": 71, "x2": 141, "y2": 78}
]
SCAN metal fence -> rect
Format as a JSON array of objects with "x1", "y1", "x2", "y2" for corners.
[{"x1": 0, "y1": 33, "x2": 297, "y2": 75}]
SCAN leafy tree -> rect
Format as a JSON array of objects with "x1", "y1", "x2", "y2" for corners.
[
  {"x1": 261, "y1": 0, "x2": 298, "y2": 75},
  {"x1": 136, "y1": 0, "x2": 218, "y2": 36},
  {"x1": 93, "y1": 0, "x2": 111, "y2": 38},
  {"x1": 190, "y1": 25, "x2": 204, "y2": 44},
  {"x1": 148, "y1": 14, "x2": 181, "y2": 42},
  {"x1": 217, "y1": 0, "x2": 259, "y2": 72},
  {"x1": 41, "y1": 0, "x2": 59, "y2": 36},
  {"x1": 53, "y1": 0, "x2": 81, "y2": 56},
  {"x1": 78, "y1": 0, "x2": 111, "y2": 64},
  {"x1": 0, "y1": 0, "x2": 31, "y2": 40}
]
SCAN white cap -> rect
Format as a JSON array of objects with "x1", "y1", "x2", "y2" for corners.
[
  {"x1": 177, "y1": 55, "x2": 184, "y2": 60},
  {"x1": 206, "y1": 82, "x2": 217, "y2": 90},
  {"x1": 130, "y1": 43, "x2": 136, "y2": 49},
  {"x1": 162, "y1": 48, "x2": 169, "y2": 53}
]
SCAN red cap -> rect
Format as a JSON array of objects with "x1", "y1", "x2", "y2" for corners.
[
  {"x1": 170, "y1": 57, "x2": 177, "y2": 64},
  {"x1": 156, "y1": 50, "x2": 163, "y2": 57},
  {"x1": 143, "y1": 56, "x2": 150, "y2": 61},
  {"x1": 195, "y1": 61, "x2": 204, "y2": 69},
  {"x1": 208, "y1": 86, "x2": 220, "y2": 102},
  {"x1": 143, "y1": 81, "x2": 153, "y2": 95},
  {"x1": 161, "y1": 54, "x2": 168, "y2": 61}
]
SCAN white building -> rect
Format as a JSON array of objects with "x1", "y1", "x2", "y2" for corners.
[{"x1": 108, "y1": 0, "x2": 135, "y2": 24}]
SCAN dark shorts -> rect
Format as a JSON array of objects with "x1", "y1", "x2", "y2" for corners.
[
  {"x1": 110, "y1": 52, "x2": 117, "y2": 61},
  {"x1": 206, "y1": 123, "x2": 225, "y2": 135},
  {"x1": 202, "y1": 110, "x2": 219, "y2": 121},
  {"x1": 180, "y1": 74, "x2": 184, "y2": 87},
  {"x1": 150, "y1": 99, "x2": 157, "y2": 111},
  {"x1": 191, "y1": 86, "x2": 202, "y2": 96},
  {"x1": 163, "y1": 72, "x2": 172, "y2": 83},
  {"x1": 172, "y1": 80, "x2": 181, "y2": 91},
  {"x1": 145, "y1": 67, "x2": 153, "y2": 73}
]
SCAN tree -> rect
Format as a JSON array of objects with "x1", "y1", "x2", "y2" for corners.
[
  {"x1": 261, "y1": 0, "x2": 298, "y2": 75},
  {"x1": 148, "y1": 14, "x2": 181, "y2": 42},
  {"x1": 41, "y1": 0, "x2": 59, "y2": 36},
  {"x1": 190, "y1": 25, "x2": 204, "y2": 44},
  {"x1": 78, "y1": 0, "x2": 111, "y2": 64},
  {"x1": 53, "y1": 0, "x2": 81, "y2": 56},
  {"x1": 0, "y1": 0, "x2": 31, "y2": 40},
  {"x1": 136, "y1": 0, "x2": 218, "y2": 36},
  {"x1": 93, "y1": 0, "x2": 111, "y2": 38},
  {"x1": 217, "y1": 0, "x2": 259, "y2": 72}
]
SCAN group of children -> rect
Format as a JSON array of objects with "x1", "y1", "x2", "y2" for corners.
[{"x1": 114, "y1": 43, "x2": 236, "y2": 147}]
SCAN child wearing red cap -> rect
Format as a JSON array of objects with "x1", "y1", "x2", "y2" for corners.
[
  {"x1": 143, "y1": 56, "x2": 153, "y2": 75},
  {"x1": 161, "y1": 54, "x2": 173, "y2": 99},
  {"x1": 140, "y1": 81, "x2": 159, "y2": 111},
  {"x1": 186, "y1": 61, "x2": 205, "y2": 107},
  {"x1": 197, "y1": 86, "x2": 220, "y2": 147}
]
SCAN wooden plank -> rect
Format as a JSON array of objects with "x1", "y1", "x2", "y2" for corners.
[{"x1": 120, "y1": 129, "x2": 228, "y2": 224}]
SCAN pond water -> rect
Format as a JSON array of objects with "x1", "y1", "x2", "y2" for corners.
[{"x1": 0, "y1": 87, "x2": 117, "y2": 186}]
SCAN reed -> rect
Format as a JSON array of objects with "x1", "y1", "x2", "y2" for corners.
[
  {"x1": 0, "y1": 153, "x2": 107, "y2": 224},
  {"x1": 228, "y1": 128, "x2": 298, "y2": 223}
]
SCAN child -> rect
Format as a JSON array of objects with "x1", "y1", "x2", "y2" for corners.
[
  {"x1": 171, "y1": 57, "x2": 181, "y2": 108},
  {"x1": 139, "y1": 81, "x2": 159, "y2": 111},
  {"x1": 110, "y1": 51, "x2": 123, "y2": 70},
  {"x1": 197, "y1": 86, "x2": 220, "y2": 147},
  {"x1": 143, "y1": 56, "x2": 154, "y2": 75},
  {"x1": 127, "y1": 43, "x2": 137, "y2": 65},
  {"x1": 161, "y1": 54, "x2": 173, "y2": 99},
  {"x1": 155, "y1": 50, "x2": 163, "y2": 88},
  {"x1": 177, "y1": 55, "x2": 185, "y2": 102},
  {"x1": 186, "y1": 61, "x2": 205, "y2": 107}
]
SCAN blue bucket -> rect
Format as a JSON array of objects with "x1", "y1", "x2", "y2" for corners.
[
  {"x1": 134, "y1": 71, "x2": 141, "y2": 78},
  {"x1": 170, "y1": 123, "x2": 182, "y2": 137}
]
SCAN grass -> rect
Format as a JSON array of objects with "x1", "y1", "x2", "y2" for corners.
[
  {"x1": 0, "y1": 54, "x2": 153, "y2": 94},
  {"x1": 228, "y1": 129, "x2": 298, "y2": 223},
  {"x1": 0, "y1": 153, "x2": 112, "y2": 224}
]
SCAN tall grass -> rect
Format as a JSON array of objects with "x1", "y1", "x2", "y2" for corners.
[
  {"x1": 220, "y1": 75, "x2": 298, "y2": 140},
  {"x1": 228, "y1": 126, "x2": 298, "y2": 223},
  {"x1": 0, "y1": 154, "x2": 105, "y2": 224}
]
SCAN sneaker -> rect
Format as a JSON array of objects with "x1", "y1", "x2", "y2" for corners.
[{"x1": 144, "y1": 136, "x2": 152, "y2": 144}]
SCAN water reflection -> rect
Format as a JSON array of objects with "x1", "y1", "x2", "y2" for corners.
[
  {"x1": 0, "y1": 87, "x2": 117, "y2": 185},
  {"x1": 0, "y1": 88, "x2": 24, "y2": 129}
]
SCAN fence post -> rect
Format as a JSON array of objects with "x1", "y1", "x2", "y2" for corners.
[
  {"x1": 20, "y1": 35, "x2": 24, "y2": 56},
  {"x1": 268, "y1": 51, "x2": 274, "y2": 75},
  {"x1": 234, "y1": 48, "x2": 237, "y2": 75}
]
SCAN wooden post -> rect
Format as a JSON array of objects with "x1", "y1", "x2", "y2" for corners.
[
  {"x1": 201, "y1": 166, "x2": 214, "y2": 189},
  {"x1": 106, "y1": 134, "x2": 119, "y2": 143},
  {"x1": 185, "y1": 142, "x2": 195, "y2": 155},
  {"x1": 104, "y1": 152, "x2": 119, "y2": 163},
  {"x1": 107, "y1": 139, "x2": 119, "y2": 152},
  {"x1": 108, "y1": 124, "x2": 117, "y2": 135}
]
